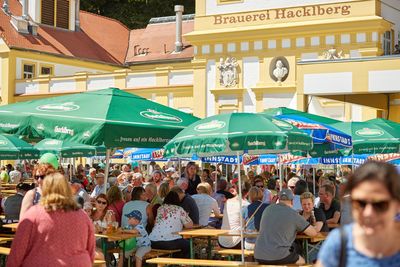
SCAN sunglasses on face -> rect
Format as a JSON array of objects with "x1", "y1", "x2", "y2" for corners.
[
  {"x1": 256, "y1": 185, "x2": 264, "y2": 188},
  {"x1": 97, "y1": 200, "x2": 107, "y2": 205},
  {"x1": 34, "y1": 175, "x2": 45, "y2": 180},
  {"x1": 351, "y1": 198, "x2": 391, "y2": 213}
]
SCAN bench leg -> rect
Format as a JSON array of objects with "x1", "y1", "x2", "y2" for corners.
[
  {"x1": 207, "y1": 237, "x2": 212, "y2": 259},
  {"x1": 189, "y1": 238, "x2": 194, "y2": 259}
]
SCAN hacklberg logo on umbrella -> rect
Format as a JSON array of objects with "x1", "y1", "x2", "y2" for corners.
[
  {"x1": 140, "y1": 109, "x2": 183, "y2": 123},
  {"x1": 355, "y1": 128, "x2": 384, "y2": 137},
  {"x1": 194, "y1": 120, "x2": 226, "y2": 132},
  {"x1": 36, "y1": 102, "x2": 80, "y2": 112}
]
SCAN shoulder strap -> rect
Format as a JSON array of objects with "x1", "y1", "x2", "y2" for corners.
[
  {"x1": 245, "y1": 202, "x2": 263, "y2": 228},
  {"x1": 339, "y1": 226, "x2": 347, "y2": 267}
]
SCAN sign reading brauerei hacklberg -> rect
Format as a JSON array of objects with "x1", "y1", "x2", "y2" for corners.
[{"x1": 192, "y1": 1, "x2": 377, "y2": 31}]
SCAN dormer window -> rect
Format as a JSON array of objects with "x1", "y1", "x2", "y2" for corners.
[{"x1": 41, "y1": 0, "x2": 70, "y2": 29}]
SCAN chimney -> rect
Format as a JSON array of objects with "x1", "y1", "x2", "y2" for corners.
[
  {"x1": 21, "y1": 0, "x2": 28, "y2": 19},
  {"x1": 75, "y1": 0, "x2": 80, "y2": 30},
  {"x1": 174, "y1": 5, "x2": 184, "y2": 53}
]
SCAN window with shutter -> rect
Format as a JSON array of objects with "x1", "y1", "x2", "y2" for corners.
[
  {"x1": 41, "y1": 0, "x2": 55, "y2": 26},
  {"x1": 41, "y1": 0, "x2": 70, "y2": 30},
  {"x1": 56, "y1": 0, "x2": 70, "y2": 29}
]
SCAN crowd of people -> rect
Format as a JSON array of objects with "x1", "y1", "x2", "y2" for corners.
[{"x1": 0, "y1": 155, "x2": 399, "y2": 266}]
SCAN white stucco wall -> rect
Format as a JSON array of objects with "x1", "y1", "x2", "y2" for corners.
[
  {"x1": 263, "y1": 93, "x2": 296, "y2": 110},
  {"x1": 126, "y1": 73, "x2": 156, "y2": 88},
  {"x1": 243, "y1": 57, "x2": 259, "y2": 113},
  {"x1": 87, "y1": 76, "x2": 115, "y2": 91},
  {"x1": 381, "y1": 0, "x2": 400, "y2": 44},
  {"x1": 206, "y1": 60, "x2": 216, "y2": 117},
  {"x1": 16, "y1": 58, "x2": 106, "y2": 79},
  {"x1": 28, "y1": 0, "x2": 41, "y2": 23},
  {"x1": 15, "y1": 81, "x2": 39, "y2": 94},
  {"x1": 304, "y1": 72, "x2": 353, "y2": 95},
  {"x1": 369, "y1": 70, "x2": 400, "y2": 93},
  {"x1": 205, "y1": 0, "x2": 357, "y2": 16},
  {"x1": 169, "y1": 71, "x2": 193, "y2": 85},
  {"x1": 49, "y1": 79, "x2": 77, "y2": 93}
]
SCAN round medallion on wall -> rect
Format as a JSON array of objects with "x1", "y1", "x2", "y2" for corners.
[{"x1": 270, "y1": 57, "x2": 290, "y2": 83}]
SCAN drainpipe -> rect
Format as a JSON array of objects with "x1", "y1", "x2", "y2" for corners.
[
  {"x1": 75, "y1": 0, "x2": 80, "y2": 30},
  {"x1": 174, "y1": 5, "x2": 184, "y2": 52},
  {"x1": 22, "y1": 0, "x2": 28, "y2": 19}
]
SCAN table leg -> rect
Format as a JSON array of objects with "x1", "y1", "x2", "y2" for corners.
[
  {"x1": 101, "y1": 238, "x2": 107, "y2": 261},
  {"x1": 303, "y1": 239, "x2": 309, "y2": 263},
  {"x1": 207, "y1": 236, "x2": 212, "y2": 259},
  {"x1": 189, "y1": 237, "x2": 194, "y2": 259}
]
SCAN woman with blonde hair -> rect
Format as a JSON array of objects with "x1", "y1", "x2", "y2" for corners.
[
  {"x1": 242, "y1": 186, "x2": 268, "y2": 250},
  {"x1": 107, "y1": 185, "x2": 125, "y2": 226},
  {"x1": 158, "y1": 182, "x2": 170, "y2": 201},
  {"x1": 7, "y1": 173, "x2": 95, "y2": 267},
  {"x1": 300, "y1": 192, "x2": 328, "y2": 233},
  {"x1": 192, "y1": 182, "x2": 220, "y2": 226}
]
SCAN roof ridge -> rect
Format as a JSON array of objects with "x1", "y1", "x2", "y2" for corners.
[{"x1": 79, "y1": 10, "x2": 131, "y2": 31}]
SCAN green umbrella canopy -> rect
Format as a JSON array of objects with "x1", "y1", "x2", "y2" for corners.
[
  {"x1": 34, "y1": 139, "x2": 99, "y2": 158},
  {"x1": 0, "y1": 134, "x2": 39, "y2": 160},
  {"x1": 0, "y1": 88, "x2": 199, "y2": 148},
  {"x1": 164, "y1": 113, "x2": 312, "y2": 158},
  {"x1": 332, "y1": 121, "x2": 400, "y2": 154}
]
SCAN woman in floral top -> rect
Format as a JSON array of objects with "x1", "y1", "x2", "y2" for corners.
[{"x1": 149, "y1": 191, "x2": 193, "y2": 258}]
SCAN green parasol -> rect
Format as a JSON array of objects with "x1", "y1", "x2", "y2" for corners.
[
  {"x1": 34, "y1": 139, "x2": 99, "y2": 158},
  {"x1": 0, "y1": 134, "x2": 39, "y2": 160},
  {"x1": 164, "y1": 113, "x2": 312, "y2": 158},
  {"x1": 332, "y1": 121, "x2": 400, "y2": 154},
  {"x1": 0, "y1": 88, "x2": 199, "y2": 148}
]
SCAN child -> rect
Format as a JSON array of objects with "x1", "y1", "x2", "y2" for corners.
[{"x1": 120, "y1": 210, "x2": 151, "y2": 267}]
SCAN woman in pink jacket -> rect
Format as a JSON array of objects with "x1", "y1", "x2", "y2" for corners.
[{"x1": 7, "y1": 172, "x2": 95, "y2": 267}]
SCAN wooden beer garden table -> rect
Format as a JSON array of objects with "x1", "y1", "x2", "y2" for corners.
[{"x1": 177, "y1": 228, "x2": 230, "y2": 259}]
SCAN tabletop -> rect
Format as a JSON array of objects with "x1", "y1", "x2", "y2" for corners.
[
  {"x1": 296, "y1": 232, "x2": 328, "y2": 243},
  {"x1": 178, "y1": 228, "x2": 230, "y2": 237},
  {"x1": 95, "y1": 230, "x2": 139, "y2": 241},
  {"x1": 2, "y1": 223, "x2": 18, "y2": 230}
]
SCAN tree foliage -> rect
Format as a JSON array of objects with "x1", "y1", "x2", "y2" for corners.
[{"x1": 80, "y1": 0, "x2": 195, "y2": 29}]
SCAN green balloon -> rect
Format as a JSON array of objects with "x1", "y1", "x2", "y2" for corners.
[
  {"x1": 39, "y1": 153, "x2": 59, "y2": 169},
  {"x1": 119, "y1": 237, "x2": 136, "y2": 251}
]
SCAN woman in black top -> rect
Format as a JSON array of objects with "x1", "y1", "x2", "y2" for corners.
[{"x1": 299, "y1": 192, "x2": 329, "y2": 233}]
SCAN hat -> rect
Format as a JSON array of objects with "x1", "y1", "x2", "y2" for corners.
[
  {"x1": 16, "y1": 183, "x2": 31, "y2": 192},
  {"x1": 165, "y1": 167, "x2": 175, "y2": 173},
  {"x1": 39, "y1": 153, "x2": 59, "y2": 169},
  {"x1": 125, "y1": 210, "x2": 142, "y2": 221},
  {"x1": 279, "y1": 189, "x2": 294, "y2": 201},
  {"x1": 70, "y1": 178, "x2": 82, "y2": 185},
  {"x1": 89, "y1": 168, "x2": 97, "y2": 173}
]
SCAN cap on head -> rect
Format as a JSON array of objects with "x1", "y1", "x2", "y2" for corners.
[
  {"x1": 16, "y1": 183, "x2": 31, "y2": 192},
  {"x1": 39, "y1": 153, "x2": 59, "y2": 169},
  {"x1": 279, "y1": 188, "x2": 294, "y2": 201},
  {"x1": 166, "y1": 167, "x2": 175, "y2": 173},
  {"x1": 125, "y1": 210, "x2": 142, "y2": 221}
]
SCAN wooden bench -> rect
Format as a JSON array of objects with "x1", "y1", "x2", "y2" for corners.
[
  {"x1": 216, "y1": 249, "x2": 254, "y2": 260},
  {"x1": 147, "y1": 257, "x2": 243, "y2": 267},
  {"x1": 0, "y1": 247, "x2": 10, "y2": 255},
  {"x1": 146, "y1": 257, "x2": 312, "y2": 267},
  {"x1": 93, "y1": 259, "x2": 106, "y2": 266},
  {"x1": 143, "y1": 249, "x2": 181, "y2": 260}
]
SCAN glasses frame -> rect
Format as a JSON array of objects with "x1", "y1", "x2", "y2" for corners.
[{"x1": 351, "y1": 198, "x2": 391, "y2": 214}]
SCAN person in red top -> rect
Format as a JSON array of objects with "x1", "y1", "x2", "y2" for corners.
[
  {"x1": 7, "y1": 172, "x2": 95, "y2": 267},
  {"x1": 107, "y1": 185, "x2": 125, "y2": 226}
]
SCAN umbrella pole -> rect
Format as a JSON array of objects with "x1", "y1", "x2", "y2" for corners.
[
  {"x1": 278, "y1": 159, "x2": 283, "y2": 191},
  {"x1": 104, "y1": 149, "x2": 111, "y2": 194},
  {"x1": 236, "y1": 151, "x2": 245, "y2": 263},
  {"x1": 312, "y1": 167, "x2": 316, "y2": 196}
]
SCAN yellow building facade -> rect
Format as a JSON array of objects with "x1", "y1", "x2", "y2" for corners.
[{"x1": 1, "y1": 0, "x2": 400, "y2": 122}]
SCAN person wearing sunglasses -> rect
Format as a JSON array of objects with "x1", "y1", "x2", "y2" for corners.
[
  {"x1": 19, "y1": 163, "x2": 56, "y2": 218},
  {"x1": 317, "y1": 161, "x2": 400, "y2": 267}
]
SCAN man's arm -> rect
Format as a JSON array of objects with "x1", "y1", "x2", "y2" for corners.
[{"x1": 303, "y1": 224, "x2": 318, "y2": 237}]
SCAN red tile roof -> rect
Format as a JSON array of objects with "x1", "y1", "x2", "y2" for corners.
[
  {"x1": 125, "y1": 20, "x2": 194, "y2": 64},
  {"x1": 0, "y1": 1, "x2": 130, "y2": 65}
]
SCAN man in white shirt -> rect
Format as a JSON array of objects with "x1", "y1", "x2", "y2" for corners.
[
  {"x1": 90, "y1": 173, "x2": 108, "y2": 198},
  {"x1": 9, "y1": 166, "x2": 22, "y2": 184},
  {"x1": 191, "y1": 183, "x2": 220, "y2": 226}
]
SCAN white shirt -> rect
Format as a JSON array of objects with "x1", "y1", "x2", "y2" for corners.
[
  {"x1": 9, "y1": 170, "x2": 22, "y2": 184},
  {"x1": 218, "y1": 197, "x2": 249, "y2": 248},
  {"x1": 77, "y1": 188, "x2": 90, "y2": 204},
  {"x1": 192, "y1": 193, "x2": 220, "y2": 226}
]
